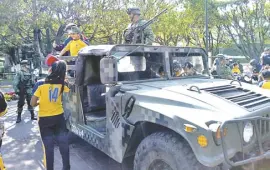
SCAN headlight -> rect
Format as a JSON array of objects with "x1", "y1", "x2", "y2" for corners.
[
  {"x1": 209, "y1": 123, "x2": 227, "y2": 146},
  {"x1": 243, "y1": 122, "x2": 254, "y2": 143}
]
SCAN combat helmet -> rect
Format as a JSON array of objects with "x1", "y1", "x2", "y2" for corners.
[
  {"x1": 249, "y1": 59, "x2": 258, "y2": 66},
  {"x1": 264, "y1": 47, "x2": 270, "y2": 52},
  {"x1": 64, "y1": 23, "x2": 77, "y2": 31},
  {"x1": 68, "y1": 26, "x2": 81, "y2": 34},
  {"x1": 127, "y1": 7, "x2": 141, "y2": 15},
  {"x1": 20, "y1": 60, "x2": 28, "y2": 65}
]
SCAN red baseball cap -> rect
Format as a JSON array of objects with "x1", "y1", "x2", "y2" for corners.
[{"x1": 45, "y1": 54, "x2": 59, "y2": 66}]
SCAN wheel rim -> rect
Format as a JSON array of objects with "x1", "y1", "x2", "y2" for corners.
[{"x1": 148, "y1": 159, "x2": 174, "y2": 170}]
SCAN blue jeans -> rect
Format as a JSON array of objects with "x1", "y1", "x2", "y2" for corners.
[{"x1": 39, "y1": 114, "x2": 70, "y2": 170}]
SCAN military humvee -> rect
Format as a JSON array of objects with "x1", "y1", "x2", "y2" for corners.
[{"x1": 62, "y1": 45, "x2": 270, "y2": 170}]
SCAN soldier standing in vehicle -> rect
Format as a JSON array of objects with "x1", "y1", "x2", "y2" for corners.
[
  {"x1": 13, "y1": 60, "x2": 37, "y2": 123},
  {"x1": 123, "y1": 8, "x2": 155, "y2": 45}
]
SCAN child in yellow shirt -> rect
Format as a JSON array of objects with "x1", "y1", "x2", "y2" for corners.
[
  {"x1": 259, "y1": 70, "x2": 270, "y2": 89},
  {"x1": 231, "y1": 63, "x2": 241, "y2": 74},
  {"x1": 59, "y1": 26, "x2": 87, "y2": 57}
]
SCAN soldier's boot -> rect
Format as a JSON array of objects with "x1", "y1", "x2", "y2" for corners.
[
  {"x1": 16, "y1": 110, "x2": 22, "y2": 123},
  {"x1": 30, "y1": 111, "x2": 37, "y2": 120}
]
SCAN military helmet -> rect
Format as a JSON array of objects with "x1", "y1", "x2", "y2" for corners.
[
  {"x1": 65, "y1": 23, "x2": 77, "y2": 31},
  {"x1": 127, "y1": 7, "x2": 141, "y2": 15},
  {"x1": 264, "y1": 47, "x2": 270, "y2": 52},
  {"x1": 262, "y1": 70, "x2": 270, "y2": 79},
  {"x1": 68, "y1": 26, "x2": 81, "y2": 34},
  {"x1": 249, "y1": 59, "x2": 258, "y2": 66},
  {"x1": 20, "y1": 60, "x2": 28, "y2": 65}
]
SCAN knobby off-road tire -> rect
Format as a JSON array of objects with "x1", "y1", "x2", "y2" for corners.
[{"x1": 134, "y1": 131, "x2": 221, "y2": 170}]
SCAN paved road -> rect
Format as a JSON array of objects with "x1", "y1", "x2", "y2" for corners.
[{"x1": 2, "y1": 101, "x2": 128, "y2": 170}]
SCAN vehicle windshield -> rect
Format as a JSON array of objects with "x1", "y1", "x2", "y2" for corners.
[
  {"x1": 111, "y1": 51, "x2": 165, "y2": 81},
  {"x1": 169, "y1": 52, "x2": 209, "y2": 78}
]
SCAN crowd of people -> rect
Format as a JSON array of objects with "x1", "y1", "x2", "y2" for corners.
[{"x1": 211, "y1": 47, "x2": 270, "y2": 90}]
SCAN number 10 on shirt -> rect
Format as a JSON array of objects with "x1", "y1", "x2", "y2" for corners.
[{"x1": 49, "y1": 87, "x2": 59, "y2": 102}]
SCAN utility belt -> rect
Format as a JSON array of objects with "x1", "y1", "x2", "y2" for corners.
[{"x1": 18, "y1": 80, "x2": 33, "y2": 91}]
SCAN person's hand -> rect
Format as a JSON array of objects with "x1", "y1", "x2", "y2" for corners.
[{"x1": 65, "y1": 78, "x2": 69, "y2": 84}]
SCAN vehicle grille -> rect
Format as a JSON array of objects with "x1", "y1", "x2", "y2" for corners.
[
  {"x1": 257, "y1": 114, "x2": 270, "y2": 137},
  {"x1": 201, "y1": 85, "x2": 270, "y2": 111}
]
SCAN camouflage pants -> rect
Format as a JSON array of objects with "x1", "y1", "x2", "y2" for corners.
[{"x1": 17, "y1": 92, "x2": 33, "y2": 112}]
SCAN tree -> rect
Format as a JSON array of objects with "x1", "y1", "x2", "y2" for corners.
[{"x1": 217, "y1": 0, "x2": 270, "y2": 59}]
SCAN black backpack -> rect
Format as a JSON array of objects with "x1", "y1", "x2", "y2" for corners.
[{"x1": 0, "y1": 92, "x2": 7, "y2": 114}]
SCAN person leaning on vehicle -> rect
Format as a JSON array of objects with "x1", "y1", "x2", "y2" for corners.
[
  {"x1": 53, "y1": 23, "x2": 88, "y2": 56},
  {"x1": 59, "y1": 26, "x2": 88, "y2": 58},
  {"x1": 123, "y1": 7, "x2": 155, "y2": 45}
]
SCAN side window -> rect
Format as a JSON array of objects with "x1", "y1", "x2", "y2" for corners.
[
  {"x1": 118, "y1": 56, "x2": 146, "y2": 72},
  {"x1": 113, "y1": 52, "x2": 165, "y2": 81}
]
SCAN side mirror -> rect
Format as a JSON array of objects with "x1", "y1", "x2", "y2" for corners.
[{"x1": 100, "y1": 56, "x2": 118, "y2": 85}]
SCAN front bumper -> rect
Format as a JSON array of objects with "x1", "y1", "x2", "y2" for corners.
[{"x1": 220, "y1": 116, "x2": 270, "y2": 167}]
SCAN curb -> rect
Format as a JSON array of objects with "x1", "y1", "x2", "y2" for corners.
[{"x1": 0, "y1": 86, "x2": 12, "y2": 88}]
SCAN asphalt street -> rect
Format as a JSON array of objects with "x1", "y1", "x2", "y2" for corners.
[{"x1": 1, "y1": 101, "x2": 127, "y2": 170}]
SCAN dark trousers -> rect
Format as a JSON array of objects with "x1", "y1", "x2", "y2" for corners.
[
  {"x1": 17, "y1": 92, "x2": 33, "y2": 112},
  {"x1": 39, "y1": 114, "x2": 70, "y2": 170}
]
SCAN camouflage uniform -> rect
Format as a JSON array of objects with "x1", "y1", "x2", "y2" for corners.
[
  {"x1": 218, "y1": 65, "x2": 233, "y2": 80},
  {"x1": 13, "y1": 60, "x2": 36, "y2": 123},
  {"x1": 123, "y1": 8, "x2": 155, "y2": 45}
]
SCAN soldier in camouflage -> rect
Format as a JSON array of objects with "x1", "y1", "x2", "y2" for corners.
[
  {"x1": 123, "y1": 7, "x2": 155, "y2": 45},
  {"x1": 216, "y1": 56, "x2": 233, "y2": 80},
  {"x1": 13, "y1": 60, "x2": 37, "y2": 123}
]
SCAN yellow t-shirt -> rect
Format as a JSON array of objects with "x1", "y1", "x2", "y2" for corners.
[
  {"x1": 0, "y1": 108, "x2": 7, "y2": 117},
  {"x1": 34, "y1": 83, "x2": 70, "y2": 117},
  {"x1": 63, "y1": 39, "x2": 87, "y2": 57},
  {"x1": 261, "y1": 81, "x2": 270, "y2": 90},
  {"x1": 232, "y1": 67, "x2": 241, "y2": 74}
]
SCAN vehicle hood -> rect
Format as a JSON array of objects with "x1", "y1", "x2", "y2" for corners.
[{"x1": 124, "y1": 78, "x2": 270, "y2": 126}]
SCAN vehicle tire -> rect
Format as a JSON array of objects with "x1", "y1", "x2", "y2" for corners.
[{"x1": 134, "y1": 131, "x2": 221, "y2": 170}]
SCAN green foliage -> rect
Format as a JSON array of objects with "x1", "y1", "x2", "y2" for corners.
[{"x1": 0, "y1": 0, "x2": 268, "y2": 61}]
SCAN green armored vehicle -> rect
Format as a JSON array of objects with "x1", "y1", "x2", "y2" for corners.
[{"x1": 62, "y1": 45, "x2": 270, "y2": 170}]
